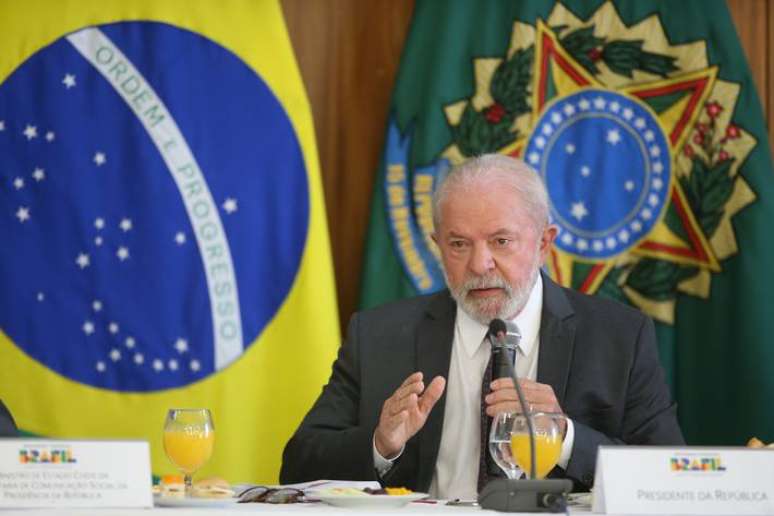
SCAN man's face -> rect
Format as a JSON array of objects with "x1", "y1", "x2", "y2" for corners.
[{"x1": 434, "y1": 179, "x2": 556, "y2": 324}]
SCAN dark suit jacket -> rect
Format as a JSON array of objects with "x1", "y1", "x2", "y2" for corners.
[
  {"x1": 0, "y1": 400, "x2": 18, "y2": 437},
  {"x1": 280, "y1": 275, "x2": 684, "y2": 490}
]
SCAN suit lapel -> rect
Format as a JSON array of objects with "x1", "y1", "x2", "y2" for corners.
[
  {"x1": 415, "y1": 291, "x2": 456, "y2": 492},
  {"x1": 536, "y1": 274, "x2": 576, "y2": 407}
]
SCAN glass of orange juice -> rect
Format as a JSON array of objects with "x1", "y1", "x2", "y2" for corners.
[
  {"x1": 510, "y1": 412, "x2": 564, "y2": 479},
  {"x1": 163, "y1": 408, "x2": 214, "y2": 492}
]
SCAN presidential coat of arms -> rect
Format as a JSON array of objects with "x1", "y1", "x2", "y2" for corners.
[{"x1": 384, "y1": 2, "x2": 756, "y2": 324}]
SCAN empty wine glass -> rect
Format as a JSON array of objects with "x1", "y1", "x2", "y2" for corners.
[{"x1": 488, "y1": 411, "x2": 523, "y2": 479}]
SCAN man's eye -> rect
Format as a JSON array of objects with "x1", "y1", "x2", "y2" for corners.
[
  {"x1": 449, "y1": 240, "x2": 466, "y2": 249},
  {"x1": 494, "y1": 238, "x2": 510, "y2": 246}
]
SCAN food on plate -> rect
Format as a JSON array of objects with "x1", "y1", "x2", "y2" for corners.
[
  {"x1": 156, "y1": 474, "x2": 185, "y2": 498},
  {"x1": 385, "y1": 487, "x2": 413, "y2": 496},
  {"x1": 191, "y1": 476, "x2": 235, "y2": 499},
  {"x1": 317, "y1": 486, "x2": 414, "y2": 497},
  {"x1": 746, "y1": 437, "x2": 774, "y2": 448}
]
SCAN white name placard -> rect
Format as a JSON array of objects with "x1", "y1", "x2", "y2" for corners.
[
  {"x1": 592, "y1": 446, "x2": 774, "y2": 514},
  {"x1": 0, "y1": 438, "x2": 152, "y2": 508}
]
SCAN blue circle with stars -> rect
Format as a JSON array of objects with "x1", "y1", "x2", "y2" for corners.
[
  {"x1": 0, "y1": 22, "x2": 309, "y2": 392},
  {"x1": 524, "y1": 88, "x2": 671, "y2": 259}
]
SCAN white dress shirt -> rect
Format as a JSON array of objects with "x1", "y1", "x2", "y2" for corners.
[{"x1": 374, "y1": 274, "x2": 575, "y2": 499}]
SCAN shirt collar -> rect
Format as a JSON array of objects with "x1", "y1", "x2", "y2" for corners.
[{"x1": 455, "y1": 273, "x2": 544, "y2": 358}]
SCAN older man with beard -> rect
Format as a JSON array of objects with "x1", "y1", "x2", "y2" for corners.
[{"x1": 280, "y1": 154, "x2": 683, "y2": 498}]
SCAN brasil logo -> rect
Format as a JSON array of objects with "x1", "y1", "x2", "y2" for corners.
[{"x1": 385, "y1": 2, "x2": 756, "y2": 324}]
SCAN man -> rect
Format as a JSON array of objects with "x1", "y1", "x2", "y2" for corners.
[
  {"x1": 0, "y1": 400, "x2": 18, "y2": 437},
  {"x1": 281, "y1": 154, "x2": 683, "y2": 498}
]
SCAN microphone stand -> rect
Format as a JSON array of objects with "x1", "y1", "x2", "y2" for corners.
[{"x1": 478, "y1": 330, "x2": 572, "y2": 513}]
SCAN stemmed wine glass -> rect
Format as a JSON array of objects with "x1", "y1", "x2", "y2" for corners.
[
  {"x1": 163, "y1": 408, "x2": 215, "y2": 493},
  {"x1": 488, "y1": 411, "x2": 523, "y2": 479},
  {"x1": 489, "y1": 411, "x2": 565, "y2": 479}
]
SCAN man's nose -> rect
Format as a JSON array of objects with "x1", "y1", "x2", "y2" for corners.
[{"x1": 469, "y1": 242, "x2": 495, "y2": 276}]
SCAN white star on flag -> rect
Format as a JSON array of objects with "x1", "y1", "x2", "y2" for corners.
[
  {"x1": 108, "y1": 322, "x2": 119, "y2": 334},
  {"x1": 634, "y1": 118, "x2": 646, "y2": 129},
  {"x1": 94, "y1": 217, "x2": 105, "y2": 229},
  {"x1": 37, "y1": 292, "x2": 45, "y2": 302},
  {"x1": 13, "y1": 177, "x2": 24, "y2": 190},
  {"x1": 550, "y1": 112, "x2": 562, "y2": 124},
  {"x1": 32, "y1": 168, "x2": 45, "y2": 182},
  {"x1": 94, "y1": 236, "x2": 103, "y2": 246},
  {"x1": 222, "y1": 198, "x2": 238, "y2": 214},
  {"x1": 623, "y1": 108, "x2": 634, "y2": 120},
  {"x1": 174, "y1": 338, "x2": 189, "y2": 354},
  {"x1": 578, "y1": 98, "x2": 590, "y2": 110},
  {"x1": 76, "y1": 252, "x2": 90, "y2": 269},
  {"x1": 174, "y1": 232, "x2": 186, "y2": 245},
  {"x1": 82, "y1": 321, "x2": 95, "y2": 335},
  {"x1": 580, "y1": 166, "x2": 591, "y2": 177},
  {"x1": 0, "y1": 120, "x2": 5, "y2": 131},
  {"x1": 607, "y1": 129, "x2": 621, "y2": 145},
  {"x1": 134, "y1": 353, "x2": 144, "y2": 365},
  {"x1": 563, "y1": 104, "x2": 576, "y2": 116},
  {"x1": 92, "y1": 300, "x2": 103, "y2": 312},
  {"x1": 625, "y1": 180, "x2": 635, "y2": 191},
  {"x1": 152, "y1": 359, "x2": 164, "y2": 372},
  {"x1": 109, "y1": 349, "x2": 121, "y2": 362},
  {"x1": 565, "y1": 143, "x2": 576, "y2": 154},
  {"x1": 190, "y1": 359, "x2": 201, "y2": 372},
  {"x1": 653, "y1": 178, "x2": 664, "y2": 190},
  {"x1": 609, "y1": 101, "x2": 621, "y2": 113},
  {"x1": 593, "y1": 97, "x2": 606, "y2": 109},
  {"x1": 528, "y1": 152, "x2": 540, "y2": 165},
  {"x1": 125, "y1": 337, "x2": 136, "y2": 349},
  {"x1": 23, "y1": 125, "x2": 37, "y2": 140},
  {"x1": 45, "y1": 131, "x2": 55, "y2": 142},
  {"x1": 93, "y1": 152, "x2": 107, "y2": 166},
  {"x1": 650, "y1": 145, "x2": 661, "y2": 157},
  {"x1": 570, "y1": 202, "x2": 589, "y2": 221},
  {"x1": 16, "y1": 207, "x2": 30, "y2": 223},
  {"x1": 116, "y1": 246, "x2": 130, "y2": 261},
  {"x1": 168, "y1": 359, "x2": 179, "y2": 371},
  {"x1": 62, "y1": 74, "x2": 77, "y2": 89},
  {"x1": 120, "y1": 218, "x2": 133, "y2": 232},
  {"x1": 653, "y1": 162, "x2": 664, "y2": 173},
  {"x1": 644, "y1": 130, "x2": 655, "y2": 142},
  {"x1": 96, "y1": 361, "x2": 106, "y2": 372}
]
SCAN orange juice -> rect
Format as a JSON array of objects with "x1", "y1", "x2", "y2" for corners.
[
  {"x1": 511, "y1": 433, "x2": 562, "y2": 479},
  {"x1": 163, "y1": 428, "x2": 215, "y2": 474}
]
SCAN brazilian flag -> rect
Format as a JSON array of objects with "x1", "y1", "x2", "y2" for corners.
[
  {"x1": 361, "y1": 0, "x2": 774, "y2": 445},
  {"x1": 0, "y1": 0, "x2": 339, "y2": 482}
]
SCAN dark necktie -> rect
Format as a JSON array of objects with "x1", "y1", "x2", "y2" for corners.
[{"x1": 477, "y1": 344, "x2": 517, "y2": 492}]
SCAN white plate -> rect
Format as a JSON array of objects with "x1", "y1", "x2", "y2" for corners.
[
  {"x1": 153, "y1": 494, "x2": 238, "y2": 507},
  {"x1": 314, "y1": 492, "x2": 429, "y2": 509}
]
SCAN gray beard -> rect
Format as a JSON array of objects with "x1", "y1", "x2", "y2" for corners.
[{"x1": 445, "y1": 266, "x2": 539, "y2": 325}]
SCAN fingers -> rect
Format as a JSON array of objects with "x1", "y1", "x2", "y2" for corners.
[
  {"x1": 418, "y1": 376, "x2": 446, "y2": 415},
  {"x1": 485, "y1": 378, "x2": 563, "y2": 417}
]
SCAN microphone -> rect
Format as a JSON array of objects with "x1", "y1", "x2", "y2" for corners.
[
  {"x1": 479, "y1": 318, "x2": 572, "y2": 513},
  {"x1": 489, "y1": 319, "x2": 519, "y2": 380}
]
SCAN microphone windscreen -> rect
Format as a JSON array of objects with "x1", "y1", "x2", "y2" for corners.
[{"x1": 488, "y1": 318, "x2": 507, "y2": 337}]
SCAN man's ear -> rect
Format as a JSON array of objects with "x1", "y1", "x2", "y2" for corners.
[{"x1": 539, "y1": 224, "x2": 558, "y2": 261}]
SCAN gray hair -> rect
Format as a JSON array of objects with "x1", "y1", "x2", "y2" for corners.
[{"x1": 431, "y1": 154, "x2": 550, "y2": 230}]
